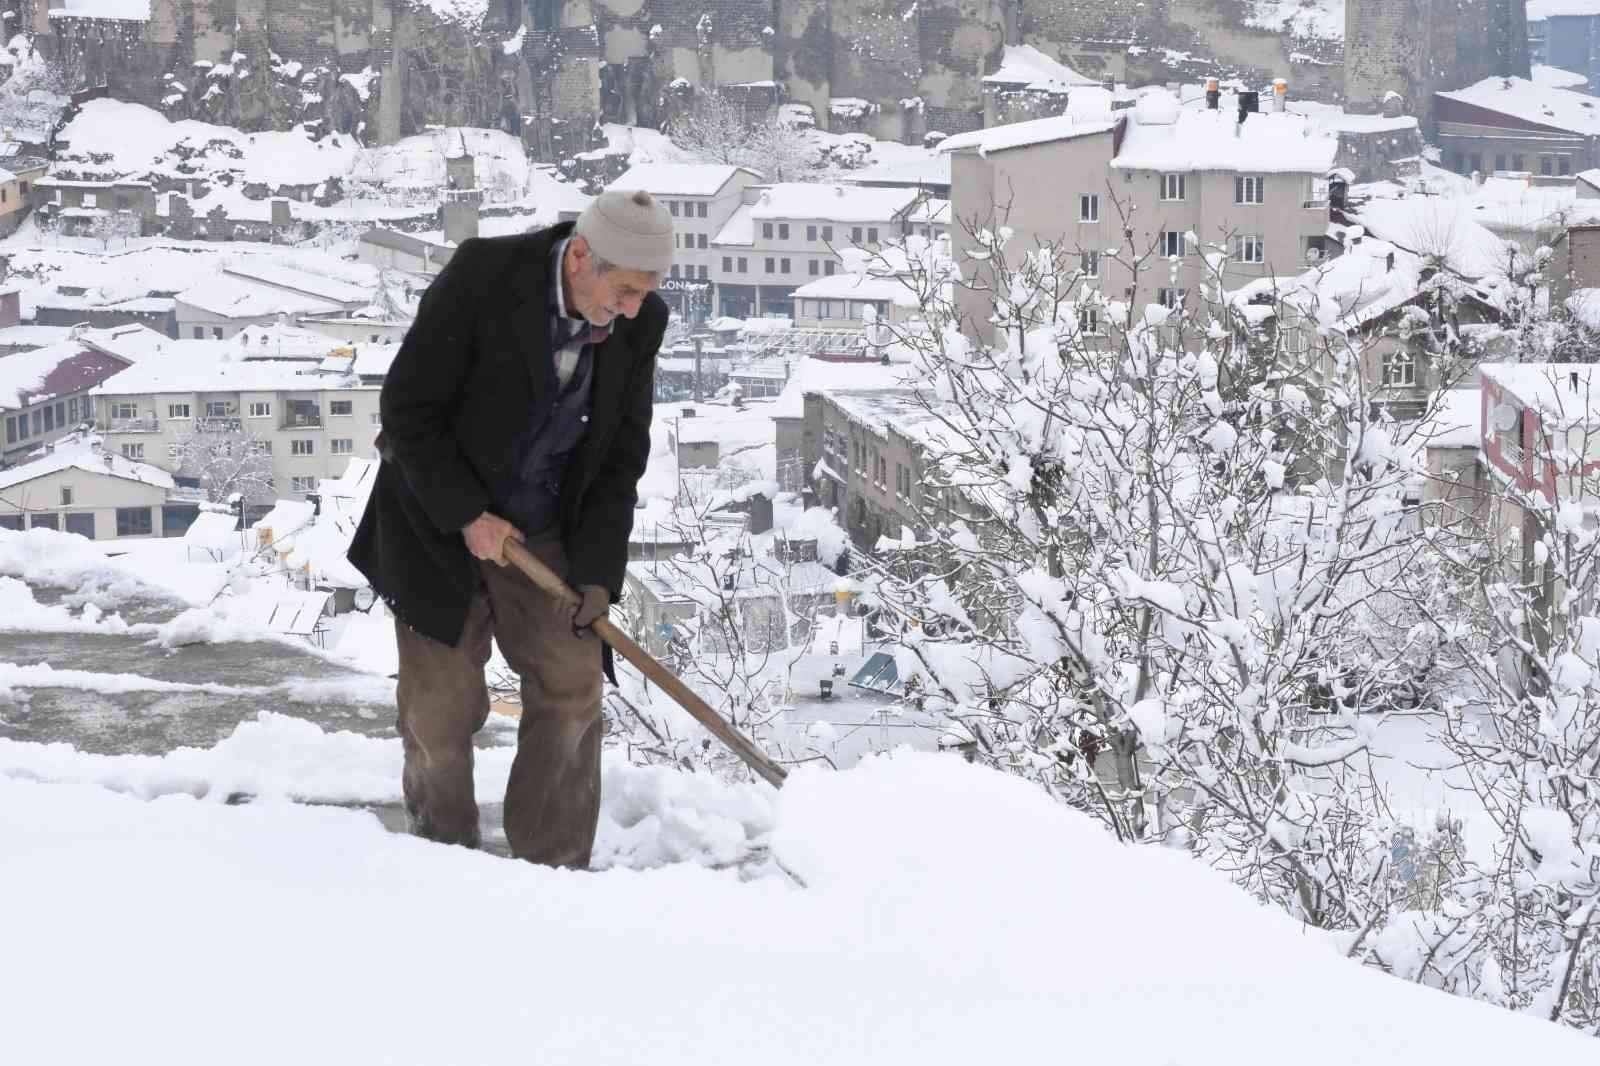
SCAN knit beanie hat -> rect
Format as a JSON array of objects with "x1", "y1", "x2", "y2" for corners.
[{"x1": 575, "y1": 189, "x2": 675, "y2": 275}]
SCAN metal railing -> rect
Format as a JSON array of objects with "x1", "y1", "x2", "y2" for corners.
[
  {"x1": 100, "y1": 417, "x2": 159, "y2": 433},
  {"x1": 281, "y1": 412, "x2": 323, "y2": 429}
]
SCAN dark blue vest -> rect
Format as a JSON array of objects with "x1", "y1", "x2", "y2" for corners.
[{"x1": 496, "y1": 345, "x2": 595, "y2": 537}]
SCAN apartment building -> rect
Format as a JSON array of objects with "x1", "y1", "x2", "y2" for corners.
[
  {"x1": 791, "y1": 272, "x2": 918, "y2": 341},
  {"x1": 1434, "y1": 75, "x2": 1600, "y2": 181},
  {"x1": 1, "y1": 340, "x2": 133, "y2": 465},
  {"x1": 943, "y1": 91, "x2": 1339, "y2": 337},
  {"x1": 607, "y1": 163, "x2": 763, "y2": 322},
  {"x1": 712, "y1": 184, "x2": 922, "y2": 319},
  {"x1": 92, "y1": 347, "x2": 381, "y2": 508},
  {"x1": 0, "y1": 442, "x2": 181, "y2": 539}
]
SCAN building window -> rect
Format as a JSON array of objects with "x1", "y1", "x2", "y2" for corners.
[
  {"x1": 697, "y1": 265, "x2": 707, "y2": 279},
  {"x1": 1158, "y1": 287, "x2": 1187, "y2": 309},
  {"x1": 370, "y1": 334, "x2": 379, "y2": 343},
  {"x1": 251, "y1": 440, "x2": 272, "y2": 456},
  {"x1": 115, "y1": 507, "x2": 152, "y2": 536},
  {"x1": 722, "y1": 256, "x2": 732, "y2": 272},
  {"x1": 291, "y1": 476, "x2": 316, "y2": 494},
  {"x1": 1235, "y1": 235, "x2": 1265, "y2": 264},
  {"x1": 737, "y1": 257, "x2": 748, "y2": 272},
  {"x1": 4, "y1": 416, "x2": 13, "y2": 444},
  {"x1": 82, "y1": 192, "x2": 97, "y2": 208},
  {"x1": 31, "y1": 409, "x2": 40, "y2": 435},
  {"x1": 765, "y1": 258, "x2": 776, "y2": 273},
  {"x1": 1561, "y1": 155, "x2": 1573, "y2": 176},
  {"x1": 809, "y1": 260, "x2": 819, "y2": 276},
  {"x1": 330, "y1": 399, "x2": 353, "y2": 416},
  {"x1": 167, "y1": 403, "x2": 191, "y2": 419},
  {"x1": 1382, "y1": 349, "x2": 1416, "y2": 387},
  {"x1": 331, "y1": 438, "x2": 354, "y2": 455},
  {"x1": 1304, "y1": 177, "x2": 1329, "y2": 207},
  {"x1": 111, "y1": 402, "x2": 138, "y2": 421},
  {"x1": 370, "y1": 413, "x2": 381, "y2": 426},
  {"x1": 1160, "y1": 174, "x2": 1186, "y2": 201},
  {"x1": 1236, "y1": 175, "x2": 1265, "y2": 204},
  {"x1": 212, "y1": 327, "x2": 224, "y2": 339},
  {"x1": 68, "y1": 398, "x2": 79, "y2": 422},
  {"x1": 825, "y1": 261, "x2": 836, "y2": 276},
  {"x1": 697, "y1": 234, "x2": 707, "y2": 249},
  {"x1": 1494, "y1": 153, "x2": 1507, "y2": 172},
  {"x1": 42, "y1": 405, "x2": 53, "y2": 431},
  {"x1": 762, "y1": 222, "x2": 773, "y2": 238},
  {"x1": 669, "y1": 201, "x2": 680, "y2": 216},
  {"x1": 822, "y1": 225, "x2": 834, "y2": 242},
  {"x1": 1080, "y1": 251, "x2": 1100, "y2": 278},
  {"x1": 868, "y1": 227, "x2": 879, "y2": 243},
  {"x1": 1513, "y1": 153, "x2": 1525, "y2": 171},
  {"x1": 851, "y1": 226, "x2": 863, "y2": 243},
  {"x1": 204, "y1": 401, "x2": 230, "y2": 418},
  {"x1": 1078, "y1": 306, "x2": 1102, "y2": 334},
  {"x1": 780, "y1": 258, "x2": 791, "y2": 272},
  {"x1": 670, "y1": 264, "x2": 680, "y2": 279},
  {"x1": 248, "y1": 401, "x2": 271, "y2": 418},
  {"x1": 192, "y1": 326, "x2": 204, "y2": 338},
  {"x1": 1161, "y1": 231, "x2": 1185, "y2": 258},
  {"x1": 1079, "y1": 194, "x2": 1099, "y2": 222},
  {"x1": 121, "y1": 443, "x2": 143, "y2": 460},
  {"x1": 291, "y1": 439, "x2": 315, "y2": 456},
  {"x1": 167, "y1": 442, "x2": 181, "y2": 459},
  {"x1": 779, "y1": 223, "x2": 790, "y2": 239},
  {"x1": 807, "y1": 225, "x2": 817, "y2": 241},
  {"x1": 696, "y1": 202, "x2": 706, "y2": 218},
  {"x1": 60, "y1": 485, "x2": 73, "y2": 506}
]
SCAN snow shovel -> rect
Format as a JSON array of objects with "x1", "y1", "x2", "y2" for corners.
[{"x1": 503, "y1": 539, "x2": 789, "y2": 788}]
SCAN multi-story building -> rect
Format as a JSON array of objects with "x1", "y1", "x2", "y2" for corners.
[
  {"x1": 1529, "y1": 3, "x2": 1600, "y2": 95},
  {"x1": 1434, "y1": 75, "x2": 1600, "y2": 181},
  {"x1": 942, "y1": 91, "x2": 1339, "y2": 338},
  {"x1": 1, "y1": 339, "x2": 133, "y2": 466},
  {"x1": 712, "y1": 183, "x2": 922, "y2": 319},
  {"x1": 607, "y1": 163, "x2": 763, "y2": 322},
  {"x1": 92, "y1": 347, "x2": 382, "y2": 512},
  {"x1": 0, "y1": 442, "x2": 183, "y2": 539}
]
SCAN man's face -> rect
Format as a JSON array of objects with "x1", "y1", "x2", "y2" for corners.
[{"x1": 565, "y1": 237, "x2": 661, "y2": 327}]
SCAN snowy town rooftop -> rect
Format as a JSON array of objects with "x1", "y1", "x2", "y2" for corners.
[
  {"x1": 1346, "y1": 196, "x2": 1518, "y2": 283},
  {"x1": 1480, "y1": 363, "x2": 1600, "y2": 423},
  {"x1": 0, "y1": 439, "x2": 174, "y2": 493},
  {"x1": 47, "y1": 0, "x2": 151, "y2": 20},
  {"x1": 1436, "y1": 75, "x2": 1600, "y2": 137},
  {"x1": 610, "y1": 163, "x2": 760, "y2": 197},
  {"x1": 938, "y1": 112, "x2": 1117, "y2": 157},
  {"x1": 746, "y1": 183, "x2": 921, "y2": 223},
  {"x1": 981, "y1": 43, "x2": 1098, "y2": 91},
  {"x1": 177, "y1": 274, "x2": 348, "y2": 319},
  {"x1": 88, "y1": 346, "x2": 373, "y2": 396},
  {"x1": 224, "y1": 261, "x2": 374, "y2": 307},
  {"x1": 845, "y1": 152, "x2": 951, "y2": 190},
  {"x1": 0, "y1": 341, "x2": 129, "y2": 412},
  {"x1": 1532, "y1": 63, "x2": 1590, "y2": 89},
  {"x1": 1111, "y1": 90, "x2": 1339, "y2": 174},
  {"x1": 791, "y1": 273, "x2": 919, "y2": 307}
]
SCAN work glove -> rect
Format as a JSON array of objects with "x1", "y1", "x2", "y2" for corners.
[{"x1": 571, "y1": 583, "x2": 610, "y2": 638}]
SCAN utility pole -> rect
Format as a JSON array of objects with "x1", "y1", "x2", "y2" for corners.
[{"x1": 692, "y1": 331, "x2": 704, "y2": 403}]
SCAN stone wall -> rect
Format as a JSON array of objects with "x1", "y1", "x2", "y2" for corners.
[{"x1": 19, "y1": 0, "x2": 1528, "y2": 160}]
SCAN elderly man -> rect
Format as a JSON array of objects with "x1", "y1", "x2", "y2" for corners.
[{"x1": 349, "y1": 190, "x2": 672, "y2": 867}]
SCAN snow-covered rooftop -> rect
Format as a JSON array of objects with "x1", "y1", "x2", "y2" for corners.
[
  {"x1": 1112, "y1": 101, "x2": 1339, "y2": 174},
  {"x1": 1415, "y1": 389, "x2": 1483, "y2": 450},
  {"x1": 232, "y1": 323, "x2": 354, "y2": 361},
  {"x1": 1481, "y1": 363, "x2": 1600, "y2": 422},
  {"x1": 747, "y1": 183, "x2": 920, "y2": 223},
  {"x1": 77, "y1": 324, "x2": 172, "y2": 364},
  {"x1": 0, "y1": 440, "x2": 174, "y2": 493},
  {"x1": 1437, "y1": 76, "x2": 1600, "y2": 137},
  {"x1": 610, "y1": 163, "x2": 759, "y2": 197},
  {"x1": 47, "y1": 0, "x2": 150, "y2": 20},
  {"x1": 1346, "y1": 196, "x2": 1517, "y2": 283},
  {"x1": 712, "y1": 203, "x2": 756, "y2": 246},
  {"x1": 224, "y1": 262, "x2": 373, "y2": 306},
  {"x1": 939, "y1": 114, "x2": 1118, "y2": 157},
  {"x1": 982, "y1": 44, "x2": 1097, "y2": 90},
  {"x1": 1532, "y1": 63, "x2": 1590, "y2": 89},
  {"x1": 845, "y1": 152, "x2": 952, "y2": 190},
  {"x1": 0, "y1": 342, "x2": 129, "y2": 412},
  {"x1": 793, "y1": 273, "x2": 918, "y2": 307},
  {"x1": 90, "y1": 346, "x2": 373, "y2": 396},
  {"x1": 1528, "y1": 0, "x2": 1600, "y2": 17},
  {"x1": 177, "y1": 274, "x2": 347, "y2": 320}
]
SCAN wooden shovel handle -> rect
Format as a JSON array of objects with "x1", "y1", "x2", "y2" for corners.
[{"x1": 503, "y1": 539, "x2": 788, "y2": 788}]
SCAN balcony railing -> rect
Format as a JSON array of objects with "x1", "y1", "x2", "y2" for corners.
[
  {"x1": 197, "y1": 416, "x2": 242, "y2": 432},
  {"x1": 100, "y1": 417, "x2": 159, "y2": 433},
  {"x1": 281, "y1": 412, "x2": 323, "y2": 429}
]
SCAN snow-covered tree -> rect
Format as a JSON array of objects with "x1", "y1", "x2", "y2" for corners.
[
  {"x1": 666, "y1": 87, "x2": 811, "y2": 182},
  {"x1": 849, "y1": 202, "x2": 1483, "y2": 934},
  {"x1": 171, "y1": 420, "x2": 276, "y2": 503}
]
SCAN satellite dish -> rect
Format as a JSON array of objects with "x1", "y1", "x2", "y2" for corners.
[{"x1": 1492, "y1": 402, "x2": 1520, "y2": 434}]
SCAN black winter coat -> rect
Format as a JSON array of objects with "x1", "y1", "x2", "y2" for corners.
[{"x1": 348, "y1": 223, "x2": 666, "y2": 669}]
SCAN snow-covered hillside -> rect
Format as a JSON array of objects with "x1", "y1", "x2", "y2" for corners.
[
  {"x1": 2, "y1": 746, "x2": 1586, "y2": 1064},
  {"x1": 1248, "y1": 0, "x2": 1346, "y2": 39}
]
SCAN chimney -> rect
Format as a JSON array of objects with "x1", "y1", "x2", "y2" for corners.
[
  {"x1": 1205, "y1": 76, "x2": 1220, "y2": 110},
  {"x1": 749, "y1": 491, "x2": 774, "y2": 535},
  {"x1": 1273, "y1": 78, "x2": 1288, "y2": 113}
]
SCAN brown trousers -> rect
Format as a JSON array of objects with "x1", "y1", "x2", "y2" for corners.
[{"x1": 393, "y1": 540, "x2": 603, "y2": 867}]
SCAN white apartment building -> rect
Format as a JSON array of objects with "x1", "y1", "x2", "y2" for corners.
[
  {"x1": 710, "y1": 183, "x2": 922, "y2": 319},
  {"x1": 607, "y1": 163, "x2": 764, "y2": 322},
  {"x1": 0, "y1": 442, "x2": 179, "y2": 539},
  {"x1": 92, "y1": 346, "x2": 382, "y2": 513}
]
